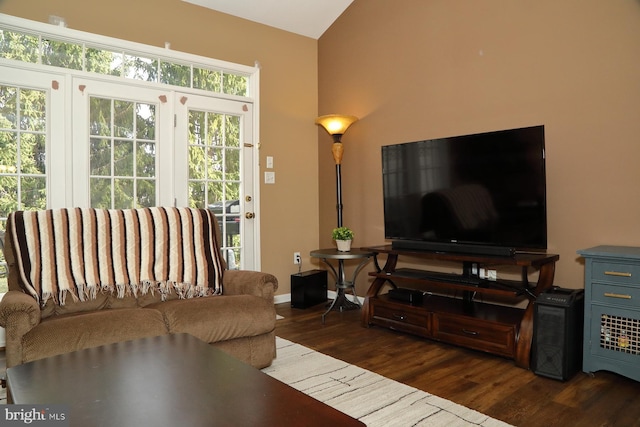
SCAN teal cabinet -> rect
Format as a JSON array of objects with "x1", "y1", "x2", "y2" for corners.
[{"x1": 578, "y1": 245, "x2": 640, "y2": 382}]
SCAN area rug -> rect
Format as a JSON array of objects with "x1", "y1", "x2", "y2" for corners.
[{"x1": 263, "y1": 337, "x2": 512, "y2": 427}]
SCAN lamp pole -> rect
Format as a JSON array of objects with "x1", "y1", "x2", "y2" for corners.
[
  {"x1": 315, "y1": 114, "x2": 358, "y2": 229},
  {"x1": 331, "y1": 135, "x2": 344, "y2": 228}
]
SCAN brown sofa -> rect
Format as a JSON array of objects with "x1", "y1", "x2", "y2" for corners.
[{"x1": 0, "y1": 208, "x2": 278, "y2": 369}]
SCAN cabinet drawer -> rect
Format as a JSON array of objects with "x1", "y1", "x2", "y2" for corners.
[
  {"x1": 592, "y1": 261, "x2": 640, "y2": 286},
  {"x1": 592, "y1": 283, "x2": 640, "y2": 308},
  {"x1": 371, "y1": 301, "x2": 430, "y2": 337},
  {"x1": 433, "y1": 314, "x2": 516, "y2": 358}
]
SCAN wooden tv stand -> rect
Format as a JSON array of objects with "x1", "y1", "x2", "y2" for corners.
[{"x1": 361, "y1": 245, "x2": 559, "y2": 369}]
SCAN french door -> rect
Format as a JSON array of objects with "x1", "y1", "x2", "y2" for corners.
[
  {"x1": 72, "y1": 79, "x2": 258, "y2": 270},
  {"x1": 174, "y1": 93, "x2": 257, "y2": 270}
]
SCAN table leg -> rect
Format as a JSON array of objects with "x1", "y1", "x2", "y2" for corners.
[{"x1": 320, "y1": 256, "x2": 372, "y2": 323}]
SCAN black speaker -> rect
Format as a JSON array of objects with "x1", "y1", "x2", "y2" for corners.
[
  {"x1": 291, "y1": 270, "x2": 328, "y2": 309},
  {"x1": 532, "y1": 287, "x2": 584, "y2": 381}
]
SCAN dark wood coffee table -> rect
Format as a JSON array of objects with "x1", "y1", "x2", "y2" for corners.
[{"x1": 6, "y1": 334, "x2": 364, "y2": 427}]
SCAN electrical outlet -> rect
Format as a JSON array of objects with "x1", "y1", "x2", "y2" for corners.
[{"x1": 293, "y1": 252, "x2": 301, "y2": 265}]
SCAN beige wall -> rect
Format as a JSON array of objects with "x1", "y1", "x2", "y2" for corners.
[
  {"x1": 319, "y1": 0, "x2": 640, "y2": 294},
  {"x1": 0, "y1": 0, "x2": 320, "y2": 296},
  {"x1": 5, "y1": 0, "x2": 640, "y2": 299}
]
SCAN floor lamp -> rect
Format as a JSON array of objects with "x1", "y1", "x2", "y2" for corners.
[
  {"x1": 315, "y1": 114, "x2": 358, "y2": 228},
  {"x1": 314, "y1": 114, "x2": 367, "y2": 322}
]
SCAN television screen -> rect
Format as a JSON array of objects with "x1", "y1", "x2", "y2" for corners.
[{"x1": 382, "y1": 125, "x2": 546, "y2": 255}]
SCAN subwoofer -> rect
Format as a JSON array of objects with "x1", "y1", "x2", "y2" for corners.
[
  {"x1": 532, "y1": 287, "x2": 584, "y2": 381},
  {"x1": 291, "y1": 270, "x2": 328, "y2": 309}
]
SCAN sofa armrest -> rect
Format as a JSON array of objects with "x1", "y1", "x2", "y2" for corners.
[
  {"x1": 0, "y1": 290, "x2": 41, "y2": 329},
  {"x1": 222, "y1": 270, "x2": 278, "y2": 303},
  {"x1": 0, "y1": 290, "x2": 42, "y2": 368}
]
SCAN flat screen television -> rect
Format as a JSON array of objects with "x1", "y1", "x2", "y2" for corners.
[{"x1": 382, "y1": 125, "x2": 546, "y2": 257}]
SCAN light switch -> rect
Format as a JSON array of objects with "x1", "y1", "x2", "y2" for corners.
[
  {"x1": 264, "y1": 171, "x2": 275, "y2": 184},
  {"x1": 266, "y1": 156, "x2": 274, "y2": 169}
]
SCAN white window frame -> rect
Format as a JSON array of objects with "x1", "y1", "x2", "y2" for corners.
[
  {"x1": 0, "y1": 66, "x2": 68, "y2": 207},
  {"x1": 0, "y1": 13, "x2": 262, "y2": 269}
]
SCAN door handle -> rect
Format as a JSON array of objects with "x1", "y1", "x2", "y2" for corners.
[{"x1": 245, "y1": 212, "x2": 255, "y2": 219}]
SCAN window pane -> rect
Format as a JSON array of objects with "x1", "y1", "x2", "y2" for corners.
[
  {"x1": 193, "y1": 67, "x2": 222, "y2": 93},
  {"x1": 226, "y1": 182, "x2": 240, "y2": 201},
  {"x1": 160, "y1": 61, "x2": 190, "y2": 87},
  {"x1": 0, "y1": 30, "x2": 39, "y2": 63},
  {"x1": 188, "y1": 145, "x2": 205, "y2": 180},
  {"x1": 0, "y1": 85, "x2": 17, "y2": 129},
  {"x1": 90, "y1": 177, "x2": 111, "y2": 208},
  {"x1": 136, "y1": 179, "x2": 155, "y2": 208},
  {"x1": 222, "y1": 73, "x2": 248, "y2": 96},
  {"x1": 90, "y1": 138, "x2": 111, "y2": 175},
  {"x1": 20, "y1": 89, "x2": 46, "y2": 132},
  {"x1": 21, "y1": 176, "x2": 46, "y2": 210},
  {"x1": 136, "y1": 142, "x2": 155, "y2": 177},
  {"x1": 20, "y1": 133, "x2": 46, "y2": 174},
  {"x1": 208, "y1": 181, "x2": 223, "y2": 206},
  {"x1": 114, "y1": 140, "x2": 134, "y2": 176},
  {"x1": 189, "y1": 181, "x2": 205, "y2": 208},
  {"x1": 85, "y1": 47, "x2": 120, "y2": 76},
  {"x1": 225, "y1": 149, "x2": 240, "y2": 180},
  {"x1": 90, "y1": 97, "x2": 112, "y2": 136},
  {"x1": 189, "y1": 110, "x2": 206, "y2": 145},
  {"x1": 225, "y1": 115, "x2": 240, "y2": 148},
  {"x1": 0, "y1": 133, "x2": 17, "y2": 171},
  {"x1": 114, "y1": 178, "x2": 133, "y2": 208},
  {"x1": 114, "y1": 100, "x2": 134, "y2": 138},
  {"x1": 208, "y1": 113, "x2": 223, "y2": 146},
  {"x1": 124, "y1": 54, "x2": 158, "y2": 82},
  {"x1": 208, "y1": 147, "x2": 223, "y2": 180},
  {"x1": 0, "y1": 176, "x2": 18, "y2": 216},
  {"x1": 42, "y1": 39, "x2": 83, "y2": 70},
  {"x1": 226, "y1": 248, "x2": 240, "y2": 270},
  {"x1": 136, "y1": 103, "x2": 155, "y2": 140}
]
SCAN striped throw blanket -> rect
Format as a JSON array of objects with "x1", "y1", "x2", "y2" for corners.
[{"x1": 7, "y1": 207, "x2": 224, "y2": 306}]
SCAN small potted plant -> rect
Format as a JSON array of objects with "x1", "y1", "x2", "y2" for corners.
[{"x1": 332, "y1": 226, "x2": 354, "y2": 252}]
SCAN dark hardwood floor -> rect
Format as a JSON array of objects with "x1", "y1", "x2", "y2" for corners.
[
  {"x1": 275, "y1": 302, "x2": 640, "y2": 427},
  {"x1": 1, "y1": 304, "x2": 638, "y2": 425}
]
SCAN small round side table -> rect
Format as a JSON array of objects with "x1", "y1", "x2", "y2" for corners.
[{"x1": 310, "y1": 248, "x2": 374, "y2": 323}]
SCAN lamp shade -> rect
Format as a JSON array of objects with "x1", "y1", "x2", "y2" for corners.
[{"x1": 315, "y1": 114, "x2": 358, "y2": 136}]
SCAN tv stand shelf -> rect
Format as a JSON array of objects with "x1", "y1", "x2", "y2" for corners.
[{"x1": 361, "y1": 245, "x2": 559, "y2": 369}]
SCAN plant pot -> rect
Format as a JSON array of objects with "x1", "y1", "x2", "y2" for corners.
[{"x1": 336, "y1": 239, "x2": 352, "y2": 252}]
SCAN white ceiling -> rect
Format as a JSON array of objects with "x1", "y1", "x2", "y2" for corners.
[{"x1": 182, "y1": 0, "x2": 354, "y2": 39}]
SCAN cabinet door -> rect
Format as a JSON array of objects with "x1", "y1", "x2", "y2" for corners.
[{"x1": 590, "y1": 304, "x2": 640, "y2": 366}]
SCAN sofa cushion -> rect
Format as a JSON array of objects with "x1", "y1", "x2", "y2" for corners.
[
  {"x1": 21, "y1": 308, "x2": 168, "y2": 364},
  {"x1": 147, "y1": 295, "x2": 276, "y2": 344},
  {"x1": 53, "y1": 292, "x2": 110, "y2": 317}
]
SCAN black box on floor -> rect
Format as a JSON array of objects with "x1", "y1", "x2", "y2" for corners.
[
  {"x1": 291, "y1": 270, "x2": 328, "y2": 309},
  {"x1": 532, "y1": 287, "x2": 584, "y2": 381}
]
